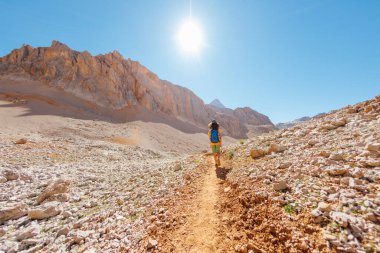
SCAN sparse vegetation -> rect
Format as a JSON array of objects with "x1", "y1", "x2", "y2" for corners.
[
  {"x1": 228, "y1": 150, "x2": 234, "y2": 159},
  {"x1": 284, "y1": 204, "x2": 295, "y2": 214}
]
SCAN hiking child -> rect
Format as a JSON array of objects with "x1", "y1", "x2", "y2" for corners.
[{"x1": 208, "y1": 119, "x2": 222, "y2": 166}]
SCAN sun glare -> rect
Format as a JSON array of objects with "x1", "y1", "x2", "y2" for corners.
[{"x1": 177, "y1": 19, "x2": 203, "y2": 55}]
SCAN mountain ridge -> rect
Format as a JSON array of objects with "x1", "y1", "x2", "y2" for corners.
[{"x1": 0, "y1": 41, "x2": 276, "y2": 138}]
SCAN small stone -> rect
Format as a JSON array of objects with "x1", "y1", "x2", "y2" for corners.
[
  {"x1": 0, "y1": 227, "x2": 6, "y2": 237},
  {"x1": 350, "y1": 168, "x2": 364, "y2": 178},
  {"x1": 70, "y1": 230, "x2": 90, "y2": 244},
  {"x1": 16, "y1": 224, "x2": 40, "y2": 241},
  {"x1": 116, "y1": 198, "x2": 124, "y2": 205},
  {"x1": 240, "y1": 244, "x2": 248, "y2": 253},
  {"x1": 278, "y1": 162, "x2": 291, "y2": 169},
  {"x1": 3, "y1": 170, "x2": 19, "y2": 181},
  {"x1": 340, "y1": 177, "x2": 350, "y2": 186},
  {"x1": 57, "y1": 226, "x2": 69, "y2": 237},
  {"x1": 247, "y1": 242, "x2": 262, "y2": 253},
  {"x1": 317, "y1": 150, "x2": 330, "y2": 157},
  {"x1": 273, "y1": 180, "x2": 288, "y2": 191},
  {"x1": 318, "y1": 202, "x2": 332, "y2": 213},
  {"x1": 15, "y1": 138, "x2": 27, "y2": 144},
  {"x1": 173, "y1": 162, "x2": 182, "y2": 171},
  {"x1": 19, "y1": 239, "x2": 40, "y2": 251},
  {"x1": 329, "y1": 153, "x2": 344, "y2": 161},
  {"x1": 365, "y1": 159, "x2": 380, "y2": 167},
  {"x1": 330, "y1": 211, "x2": 350, "y2": 228},
  {"x1": 268, "y1": 144, "x2": 286, "y2": 153},
  {"x1": 224, "y1": 187, "x2": 231, "y2": 193},
  {"x1": 147, "y1": 238, "x2": 158, "y2": 249},
  {"x1": 0, "y1": 176, "x2": 7, "y2": 183},
  {"x1": 311, "y1": 209, "x2": 323, "y2": 223},
  {"x1": 62, "y1": 211, "x2": 72, "y2": 218},
  {"x1": 364, "y1": 213, "x2": 377, "y2": 222}
]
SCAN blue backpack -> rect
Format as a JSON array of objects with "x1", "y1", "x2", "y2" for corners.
[{"x1": 210, "y1": 129, "x2": 219, "y2": 143}]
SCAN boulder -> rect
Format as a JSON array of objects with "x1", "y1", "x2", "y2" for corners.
[
  {"x1": 0, "y1": 203, "x2": 28, "y2": 222},
  {"x1": 36, "y1": 179, "x2": 71, "y2": 204},
  {"x1": 366, "y1": 143, "x2": 380, "y2": 152},
  {"x1": 28, "y1": 202, "x2": 62, "y2": 220},
  {"x1": 331, "y1": 118, "x2": 347, "y2": 127},
  {"x1": 326, "y1": 166, "x2": 348, "y2": 176},
  {"x1": 321, "y1": 124, "x2": 338, "y2": 130},
  {"x1": 268, "y1": 144, "x2": 286, "y2": 153},
  {"x1": 250, "y1": 149, "x2": 267, "y2": 159},
  {"x1": 321, "y1": 119, "x2": 346, "y2": 130}
]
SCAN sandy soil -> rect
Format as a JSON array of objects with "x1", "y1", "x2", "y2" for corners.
[{"x1": 0, "y1": 92, "x2": 236, "y2": 155}]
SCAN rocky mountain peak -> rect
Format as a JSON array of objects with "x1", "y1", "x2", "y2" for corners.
[
  {"x1": 209, "y1": 99, "x2": 226, "y2": 109},
  {"x1": 50, "y1": 40, "x2": 71, "y2": 50}
]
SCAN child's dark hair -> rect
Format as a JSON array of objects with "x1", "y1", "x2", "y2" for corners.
[{"x1": 211, "y1": 120, "x2": 219, "y2": 130}]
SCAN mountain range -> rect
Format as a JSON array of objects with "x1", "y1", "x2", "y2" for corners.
[{"x1": 0, "y1": 41, "x2": 276, "y2": 138}]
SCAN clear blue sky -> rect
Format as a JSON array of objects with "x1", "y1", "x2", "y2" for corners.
[{"x1": 1, "y1": 0, "x2": 379, "y2": 123}]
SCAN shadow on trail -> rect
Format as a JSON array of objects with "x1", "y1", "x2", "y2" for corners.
[{"x1": 215, "y1": 167, "x2": 231, "y2": 180}]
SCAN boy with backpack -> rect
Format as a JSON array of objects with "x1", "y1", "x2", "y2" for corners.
[{"x1": 208, "y1": 120, "x2": 222, "y2": 167}]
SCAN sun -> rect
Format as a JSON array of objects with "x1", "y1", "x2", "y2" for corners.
[{"x1": 177, "y1": 19, "x2": 203, "y2": 55}]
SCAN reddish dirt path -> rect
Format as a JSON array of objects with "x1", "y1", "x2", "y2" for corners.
[
  {"x1": 143, "y1": 154, "x2": 331, "y2": 253},
  {"x1": 169, "y1": 156, "x2": 220, "y2": 252}
]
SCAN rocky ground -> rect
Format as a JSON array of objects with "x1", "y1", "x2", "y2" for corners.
[
  {"x1": 143, "y1": 95, "x2": 379, "y2": 253},
  {"x1": 0, "y1": 129, "x2": 203, "y2": 252},
  {"x1": 0, "y1": 94, "x2": 217, "y2": 253},
  {"x1": 1, "y1": 94, "x2": 379, "y2": 253}
]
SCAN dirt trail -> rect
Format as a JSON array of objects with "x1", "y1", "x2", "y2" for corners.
[{"x1": 169, "y1": 156, "x2": 221, "y2": 252}]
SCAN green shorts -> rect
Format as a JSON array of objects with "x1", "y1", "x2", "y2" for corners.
[{"x1": 211, "y1": 145, "x2": 221, "y2": 154}]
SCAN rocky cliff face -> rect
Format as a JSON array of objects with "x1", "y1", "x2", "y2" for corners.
[{"x1": 0, "y1": 41, "x2": 275, "y2": 138}]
